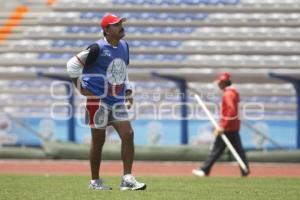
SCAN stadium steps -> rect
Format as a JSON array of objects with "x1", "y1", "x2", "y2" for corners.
[
  {"x1": 38, "y1": 13, "x2": 300, "y2": 27},
  {"x1": 0, "y1": 87, "x2": 60, "y2": 94},
  {"x1": 0, "y1": 1, "x2": 21, "y2": 12},
  {"x1": 0, "y1": 19, "x2": 38, "y2": 27},
  {"x1": 20, "y1": 31, "x2": 300, "y2": 41},
  {"x1": 0, "y1": 82, "x2": 295, "y2": 97},
  {"x1": 1, "y1": 46, "x2": 299, "y2": 55},
  {"x1": 0, "y1": 100, "x2": 296, "y2": 111},
  {"x1": 39, "y1": 18, "x2": 300, "y2": 27},
  {"x1": 0, "y1": 51, "x2": 299, "y2": 69},
  {"x1": 0, "y1": 65, "x2": 299, "y2": 84},
  {"x1": 1, "y1": 41, "x2": 299, "y2": 55},
  {"x1": 0, "y1": 57, "x2": 299, "y2": 69},
  {"x1": 0, "y1": 0, "x2": 298, "y2": 123},
  {"x1": 0, "y1": 101, "x2": 65, "y2": 107},
  {"x1": 52, "y1": 3, "x2": 300, "y2": 13}
]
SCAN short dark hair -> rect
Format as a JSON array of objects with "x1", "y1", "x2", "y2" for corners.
[
  {"x1": 103, "y1": 25, "x2": 110, "y2": 36},
  {"x1": 225, "y1": 80, "x2": 232, "y2": 86}
]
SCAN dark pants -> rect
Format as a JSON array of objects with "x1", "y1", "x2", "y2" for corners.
[{"x1": 201, "y1": 131, "x2": 249, "y2": 176}]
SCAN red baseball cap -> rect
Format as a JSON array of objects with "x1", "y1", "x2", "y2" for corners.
[
  {"x1": 215, "y1": 72, "x2": 231, "y2": 82},
  {"x1": 100, "y1": 13, "x2": 126, "y2": 30}
]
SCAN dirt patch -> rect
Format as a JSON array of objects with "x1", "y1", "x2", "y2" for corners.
[{"x1": 0, "y1": 160, "x2": 299, "y2": 177}]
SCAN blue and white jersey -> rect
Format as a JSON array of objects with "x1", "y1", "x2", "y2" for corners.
[{"x1": 81, "y1": 38, "x2": 130, "y2": 105}]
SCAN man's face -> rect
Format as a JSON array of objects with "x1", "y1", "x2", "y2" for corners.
[
  {"x1": 106, "y1": 21, "x2": 125, "y2": 39},
  {"x1": 218, "y1": 80, "x2": 227, "y2": 90}
]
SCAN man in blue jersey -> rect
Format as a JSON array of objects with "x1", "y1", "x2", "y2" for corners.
[{"x1": 66, "y1": 13, "x2": 146, "y2": 191}]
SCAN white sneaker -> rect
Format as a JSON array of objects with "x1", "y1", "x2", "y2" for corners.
[
  {"x1": 89, "y1": 179, "x2": 112, "y2": 190},
  {"x1": 192, "y1": 169, "x2": 207, "y2": 177},
  {"x1": 120, "y1": 174, "x2": 147, "y2": 191}
]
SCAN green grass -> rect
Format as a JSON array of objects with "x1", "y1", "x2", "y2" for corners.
[{"x1": 1, "y1": 175, "x2": 299, "y2": 200}]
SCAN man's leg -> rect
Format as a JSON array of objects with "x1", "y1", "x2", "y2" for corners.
[
  {"x1": 111, "y1": 121, "x2": 134, "y2": 175},
  {"x1": 227, "y1": 133, "x2": 250, "y2": 176},
  {"x1": 201, "y1": 135, "x2": 226, "y2": 175},
  {"x1": 90, "y1": 128, "x2": 106, "y2": 180},
  {"x1": 112, "y1": 120, "x2": 146, "y2": 190}
]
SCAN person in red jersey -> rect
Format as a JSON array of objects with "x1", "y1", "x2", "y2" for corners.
[{"x1": 192, "y1": 72, "x2": 250, "y2": 177}]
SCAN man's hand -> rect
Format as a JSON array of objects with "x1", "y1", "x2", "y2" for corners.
[
  {"x1": 125, "y1": 90, "x2": 133, "y2": 109},
  {"x1": 213, "y1": 128, "x2": 224, "y2": 136},
  {"x1": 71, "y1": 78, "x2": 95, "y2": 97},
  {"x1": 80, "y1": 87, "x2": 95, "y2": 97}
]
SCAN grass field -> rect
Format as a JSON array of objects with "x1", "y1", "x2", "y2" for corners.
[{"x1": 1, "y1": 175, "x2": 299, "y2": 200}]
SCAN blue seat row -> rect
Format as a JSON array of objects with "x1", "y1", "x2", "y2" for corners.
[
  {"x1": 38, "y1": 53, "x2": 186, "y2": 61},
  {"x1": 17, "y1": 107, "x2": 50, "y2": 113},
  {"x1": 10, "y1": 109, "x2": 295, "y2": 118},
  {"x1": 51, "y1": 40, "x2": 182, "y2": 48},
  {"x1": 4, "y1": 95, "x2": 51, "y2": 101},
  {"x1": 129, "y1": 40, "x2": 182, "y2": 48},
  {"x1": 6, "y1": 80, "x2": 52, "y2": 88},
  {"x1": 112, "y1": 0, "x2": 239, "y2": 5},
  {"x1": 38, "y1": 53, "x2": 73, "y2": 60},
  {"x1": 127, "y1": 27, "x2": 196, "y2": 34},
  {"x1": 66, "y1": 26, "x2": 100, "y2": 34},
  {"x1": 264, "y1": 111, "x2": 296, "y2": 116},
  {"x1": 196, "y1": 96, "x2": 296, "y2": 104},
  {"x1": 52, "y1": 40, "x2": 93, "y2": 48},
  {"x1": 66, "y1": 26, "x2": 196, "y2": 34},
  {"x1": 80, "y1": 12, "x2": 208, "y2": 21},
  {"x1": 130, "y1": 54, "x2": 187, "y2": 61},
  {"x1": 243, "y1": 96, "x2": 297, "y2": 103}
]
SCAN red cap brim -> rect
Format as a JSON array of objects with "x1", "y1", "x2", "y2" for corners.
[{"x1": 108, "y1": 17, "x2": 126, "y2": 25}]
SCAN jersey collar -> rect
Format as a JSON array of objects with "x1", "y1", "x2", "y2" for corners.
[{"x1": 104, "y1": 37, "x2": 118, "y2": 48}]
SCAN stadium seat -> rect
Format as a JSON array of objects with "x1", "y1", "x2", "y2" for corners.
[{"x1": 0, "y1": 0, "x2": 299, "y2": 125}]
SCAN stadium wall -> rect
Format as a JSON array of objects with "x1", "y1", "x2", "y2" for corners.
[{"x1": 0, "y1": 117, "x2": 296, "y2": 149}]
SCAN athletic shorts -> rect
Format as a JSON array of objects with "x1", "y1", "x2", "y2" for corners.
[{"x1": 85, "y1": 98, "x2": 129, "y2": 129}]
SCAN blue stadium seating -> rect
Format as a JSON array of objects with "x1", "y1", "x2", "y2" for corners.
[
  {"x1": 127, "y1": 40, "x2": 182, "y2": 48},
  {"x1": 112, "y1": 0, "x2": 240, "y2": 5},
  {"x1": 79, "y1": 12, "x2": 208, "y2": 21},
  {"x1": 52, "y1": 40, "x2": 93, "y2": 48},
  {"x1": 38, "y1": 53, "x2": 73, "y2": 60},
  {"x1": 130, "y1": 54, "x2": 187, "y2": 61},
  {"x1": 51, "y1": 40, "x2": 182, "y2": 48},
  {"x1": 1, "y1": 0, "x2": 298, "y2": 130},
  {"x1": 66, "y1": 26, "x2": 196, "y2": 34}
]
